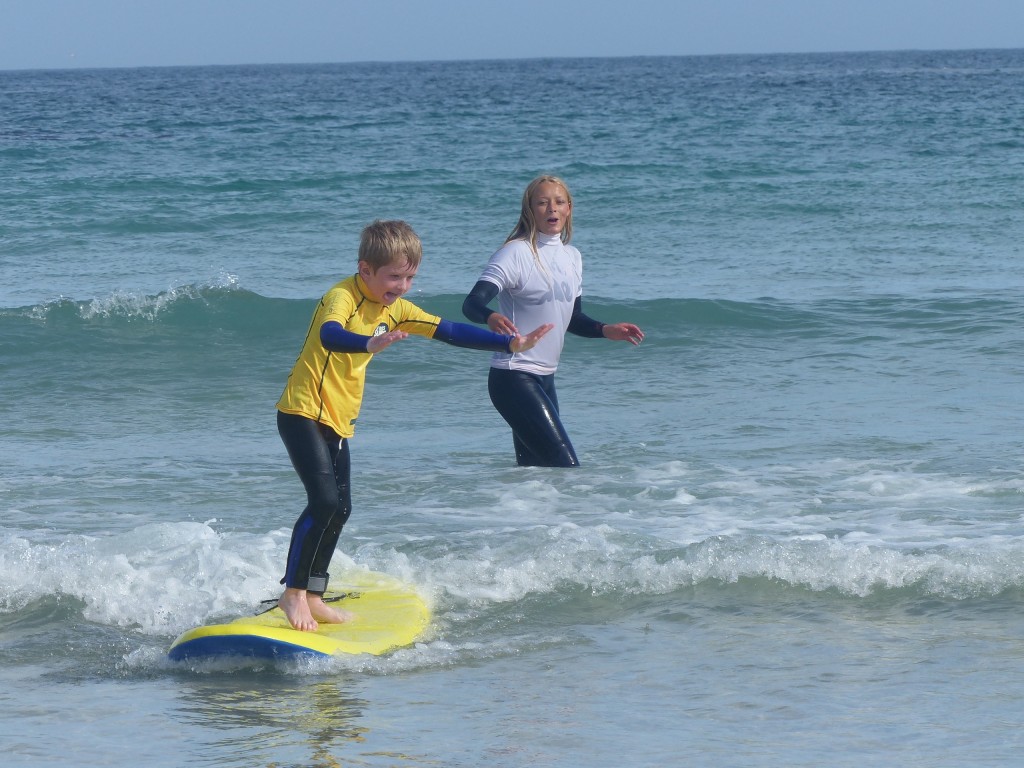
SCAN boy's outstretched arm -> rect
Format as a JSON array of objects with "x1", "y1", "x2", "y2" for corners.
[
  {"x1": 321, "y1": 321, "x2": 408, "y2": 353},
  {"x1": 434, "y1": 319, "x2": 551, "y2": 353}
]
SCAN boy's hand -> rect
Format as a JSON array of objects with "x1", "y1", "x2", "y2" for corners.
[
  {"x1": 509, "y1": 323, "x2": 554, "y2": 353},
  {"x1": 603, "y1": 323, "x2": 644, "y2": 346},
  {"x1": 367, "y1": 329, "x2": 409, "y2": 353}
]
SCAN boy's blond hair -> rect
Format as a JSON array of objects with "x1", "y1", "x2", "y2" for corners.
[{"x1": 359, "y1": 219, "x2": 423, "y2": 271}]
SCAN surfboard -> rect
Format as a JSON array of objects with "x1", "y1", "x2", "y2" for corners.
[{"x1": 167, "y1": 570, "x2": 429, "y2": 661}]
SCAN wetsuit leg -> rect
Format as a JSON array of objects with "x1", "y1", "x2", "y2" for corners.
[
  {"x1": 277, "y1": 411, "x2": 353, "y2": 592},
  {"x1": 487, "y1": 368, "x2": 580, "y2": 467}
]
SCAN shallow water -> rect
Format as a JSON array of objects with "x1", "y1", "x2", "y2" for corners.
[{"x1": 2, "y1": 49, "x2": 1024, "y2": 766}]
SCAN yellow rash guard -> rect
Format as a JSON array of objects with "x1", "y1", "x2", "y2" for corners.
[{"x1": 276, "y1": 274, "x2": 441, "y2": 437}]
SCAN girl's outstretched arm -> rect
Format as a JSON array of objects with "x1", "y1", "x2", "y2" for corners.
[{"x1": 567, "y1": 297, "x2": 644, "y2": 345}]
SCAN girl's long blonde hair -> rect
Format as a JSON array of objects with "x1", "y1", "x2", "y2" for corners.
[{"x1": 505, "y1": 175, "x2": 574, "y2": 253}]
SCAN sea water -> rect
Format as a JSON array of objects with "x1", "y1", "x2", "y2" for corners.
[{"x1": 1, "y1": 50, "x2": 1023, "y2": 767}]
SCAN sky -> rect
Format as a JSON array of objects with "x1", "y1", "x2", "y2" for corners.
[{"x1": 2, "y1": 0, "x2": 1022, "y2": 71}]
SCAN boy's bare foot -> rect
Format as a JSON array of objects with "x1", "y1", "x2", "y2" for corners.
[
  {"x1": 307, "y1": 593, "x2": 355, "y2": 624},
  {"x1": 279, "y1": 587, "x2": 318, "y2": 632}
]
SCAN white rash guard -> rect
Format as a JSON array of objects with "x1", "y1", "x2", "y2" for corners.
[{"x1": 476, "y1": 232, "x2": 583, "y2": 376}]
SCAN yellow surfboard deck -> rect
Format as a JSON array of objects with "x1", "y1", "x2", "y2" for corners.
[{"x1": 168, "y1": 570, "x2": 429, "y2": 661}]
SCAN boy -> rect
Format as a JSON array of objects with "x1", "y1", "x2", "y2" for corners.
[{"x1": 275, "y1": 220, "x2": 551, "y2": 631}]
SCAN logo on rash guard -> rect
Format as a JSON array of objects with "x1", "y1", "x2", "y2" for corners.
[{"x1": 373, "y1": 323, "x2": 389, "y2": 336}]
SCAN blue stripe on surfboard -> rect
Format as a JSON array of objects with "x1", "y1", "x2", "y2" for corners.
[{"x1": 167, "y1": 634, "x2": 330, "y2": 661}]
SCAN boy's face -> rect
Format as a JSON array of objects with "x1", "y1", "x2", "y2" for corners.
[{"x1": 358, "y1": 259, "x2": 418, "y2": 305}]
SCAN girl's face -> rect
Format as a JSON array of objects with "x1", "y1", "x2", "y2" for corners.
[
  {"x1": 531, "y1": 181, "x2": 572, "y2": 236},
  {"x1": 358, "y1": 259, "x2": 418, "y2": 305}
]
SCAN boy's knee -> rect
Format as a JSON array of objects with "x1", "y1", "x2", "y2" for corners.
[{"x1": 308, "y1": 492, "x2": 339, "y2": 521}]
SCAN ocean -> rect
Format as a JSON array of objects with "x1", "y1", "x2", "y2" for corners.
[{"x1": 2, "y1": 49, "x2": 1023, "y2": 766}]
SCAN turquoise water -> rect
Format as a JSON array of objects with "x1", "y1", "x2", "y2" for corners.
[{"x1": 2, "y1": 50, "x2": 1024, "y2": 766}]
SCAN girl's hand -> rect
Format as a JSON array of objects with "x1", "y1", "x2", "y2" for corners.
[
  {"x1": 366, "y1": 329, "x2": 409, "y2": 353},
  {"x1": 488, "y1": 313, "x2": 519, "y2": 336},
  {"x1": 510, "y1": 323, "x2": 554, "y2": 353},
  {"x1": 603, "y1": 323, "x2": 645, "y2": 346}
]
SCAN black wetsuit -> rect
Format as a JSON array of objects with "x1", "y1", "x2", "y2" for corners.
[{"x1": 277, "y1": 411, "x2": 351, "y2": 595}]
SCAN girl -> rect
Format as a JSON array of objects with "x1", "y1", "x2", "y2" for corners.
[{"x1": 462, "y1": 176, "x2": 644, "y2": 467}]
